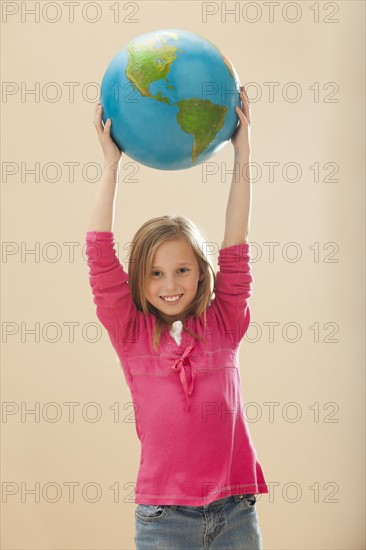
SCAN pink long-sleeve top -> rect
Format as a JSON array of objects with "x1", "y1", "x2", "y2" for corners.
[{"x1": 85, "y1": 231, "x2": 269, "y2": 506}]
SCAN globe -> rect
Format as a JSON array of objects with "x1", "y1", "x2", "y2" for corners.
[{"x1": 100, "y1": 28, "x2": 241, "y2": 170}]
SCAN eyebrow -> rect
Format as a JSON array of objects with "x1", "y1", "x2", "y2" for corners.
[{"x1": 152, "y1": 262, "x2": 194, "y2": 269}]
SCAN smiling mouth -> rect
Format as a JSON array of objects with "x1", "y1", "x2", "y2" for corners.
[{"x1": 160, "y1": 294, "x2": 183, "y2": 304}]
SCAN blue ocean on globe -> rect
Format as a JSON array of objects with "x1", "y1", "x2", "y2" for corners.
[{"x1": 100, "y1": 28, "x2": 241, "y2": 171}]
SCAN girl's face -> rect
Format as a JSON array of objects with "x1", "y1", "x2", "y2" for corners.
[{"x1": 145, "y1": 239, "x2": 204, "y2": 325}]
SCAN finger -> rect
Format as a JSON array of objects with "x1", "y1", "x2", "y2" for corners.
[
  {"x1": 240, "y1": 87, "x2": 251, "y2": 111},
  {"x1": 236, "y1": 97, "x2": 249, "y2": 117},
  {"x1": 239, "y1": 85, "x2": 250, "y2": 109},
  {"x1": 93, "y1": 104, "x2": 104, "y2": 134},
  {"x1": 235, "y1": 105, "x2": 249, "y2": 126},
  {"x1": 104, "y1": 118, "x2": 112, "y2": 136},
  {"x1": 240, "y1": 89, "x2": 250, "y2": 108},
  {"x1": 241, "y1": 85, "x2": 250, "y2": 100},
  {"x1": 240, "y1": 91, "x2": 251, "y2": 123}
]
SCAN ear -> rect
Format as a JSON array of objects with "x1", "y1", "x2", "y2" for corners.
[{"x1": 199, "y1": 272, "x2": 205, "y2": 281}]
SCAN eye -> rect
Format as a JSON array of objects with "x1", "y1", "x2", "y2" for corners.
[{"x1": 150, "y1": 268, "x2": 189, "y2": 277}]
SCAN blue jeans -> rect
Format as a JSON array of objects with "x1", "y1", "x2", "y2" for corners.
[{"x1": 134, "y1": 494, "x2": 263, "y2": 550}]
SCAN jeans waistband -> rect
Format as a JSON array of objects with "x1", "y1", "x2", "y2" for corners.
[{"x1": 170, "y1": 493, "x2": 255, "y2": 511}]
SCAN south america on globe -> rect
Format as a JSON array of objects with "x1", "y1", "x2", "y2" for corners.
[{"x1": 100, "y1": 28, "x2": 241, "y2": 170}]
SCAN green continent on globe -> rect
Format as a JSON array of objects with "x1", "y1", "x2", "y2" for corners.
[
  {"x1": 175, "y1": 98, "x2": 227, "y2": 162},
  {"x1": 126, "y1": 39, "x2": 182, "y2": 104}
]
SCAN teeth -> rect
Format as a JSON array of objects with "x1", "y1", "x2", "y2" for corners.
[{"x1": 161, "y1": 294, "x2": 181, "y2": 302}]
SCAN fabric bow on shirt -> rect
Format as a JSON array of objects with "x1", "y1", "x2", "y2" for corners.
[{"x1": 171, "y1": 344, "x2": 196, "y2": 412}]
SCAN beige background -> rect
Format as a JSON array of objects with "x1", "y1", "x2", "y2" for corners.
[{"x1": 1, "y1": 1, "x2": 365, "y2": 549}]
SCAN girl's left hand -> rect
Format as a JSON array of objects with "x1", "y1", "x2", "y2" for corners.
[{"x1": 231, "y1": 84, "x2": 251, "y2": 156}]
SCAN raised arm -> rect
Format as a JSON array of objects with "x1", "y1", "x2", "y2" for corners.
[
  {"x1": 87, "y1": 103, "x2": 122, "y2": 233},
  {"x1": 223, "y1": 85, "x2": 252, "y2": 248}
]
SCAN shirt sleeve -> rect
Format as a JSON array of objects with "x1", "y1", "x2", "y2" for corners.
[
  {"x1": 85, "y1": 231, "x2": 139, "y2": 353},
  {"x1": 209, "y1": 242, "x2": 253, "y2": 347}
]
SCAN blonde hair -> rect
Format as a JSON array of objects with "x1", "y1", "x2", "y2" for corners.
[{"x1": 127, "y1": 214, "x2": 217, "y2": 353}]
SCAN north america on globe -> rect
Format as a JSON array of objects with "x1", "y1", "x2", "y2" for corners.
[{"x1": 125, "y1": 35, "x2": 228, "y2": 162}]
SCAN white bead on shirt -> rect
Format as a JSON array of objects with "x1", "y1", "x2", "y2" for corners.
[{"x1": 169, "y1": 320, "x2": 183, "y2": 345}]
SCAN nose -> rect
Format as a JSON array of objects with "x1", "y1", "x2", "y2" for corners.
[{"x1": 163, "y1": 274, "x2": 178, "y2": 291}]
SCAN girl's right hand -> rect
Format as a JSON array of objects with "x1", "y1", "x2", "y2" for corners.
[{"x1": 93, "y1": 102, "x2": 122, "y2": 165}]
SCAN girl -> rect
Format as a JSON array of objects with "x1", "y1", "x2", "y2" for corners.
[{"x1": 86, "y1": 85, "x2": 269, "y2": 550}]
